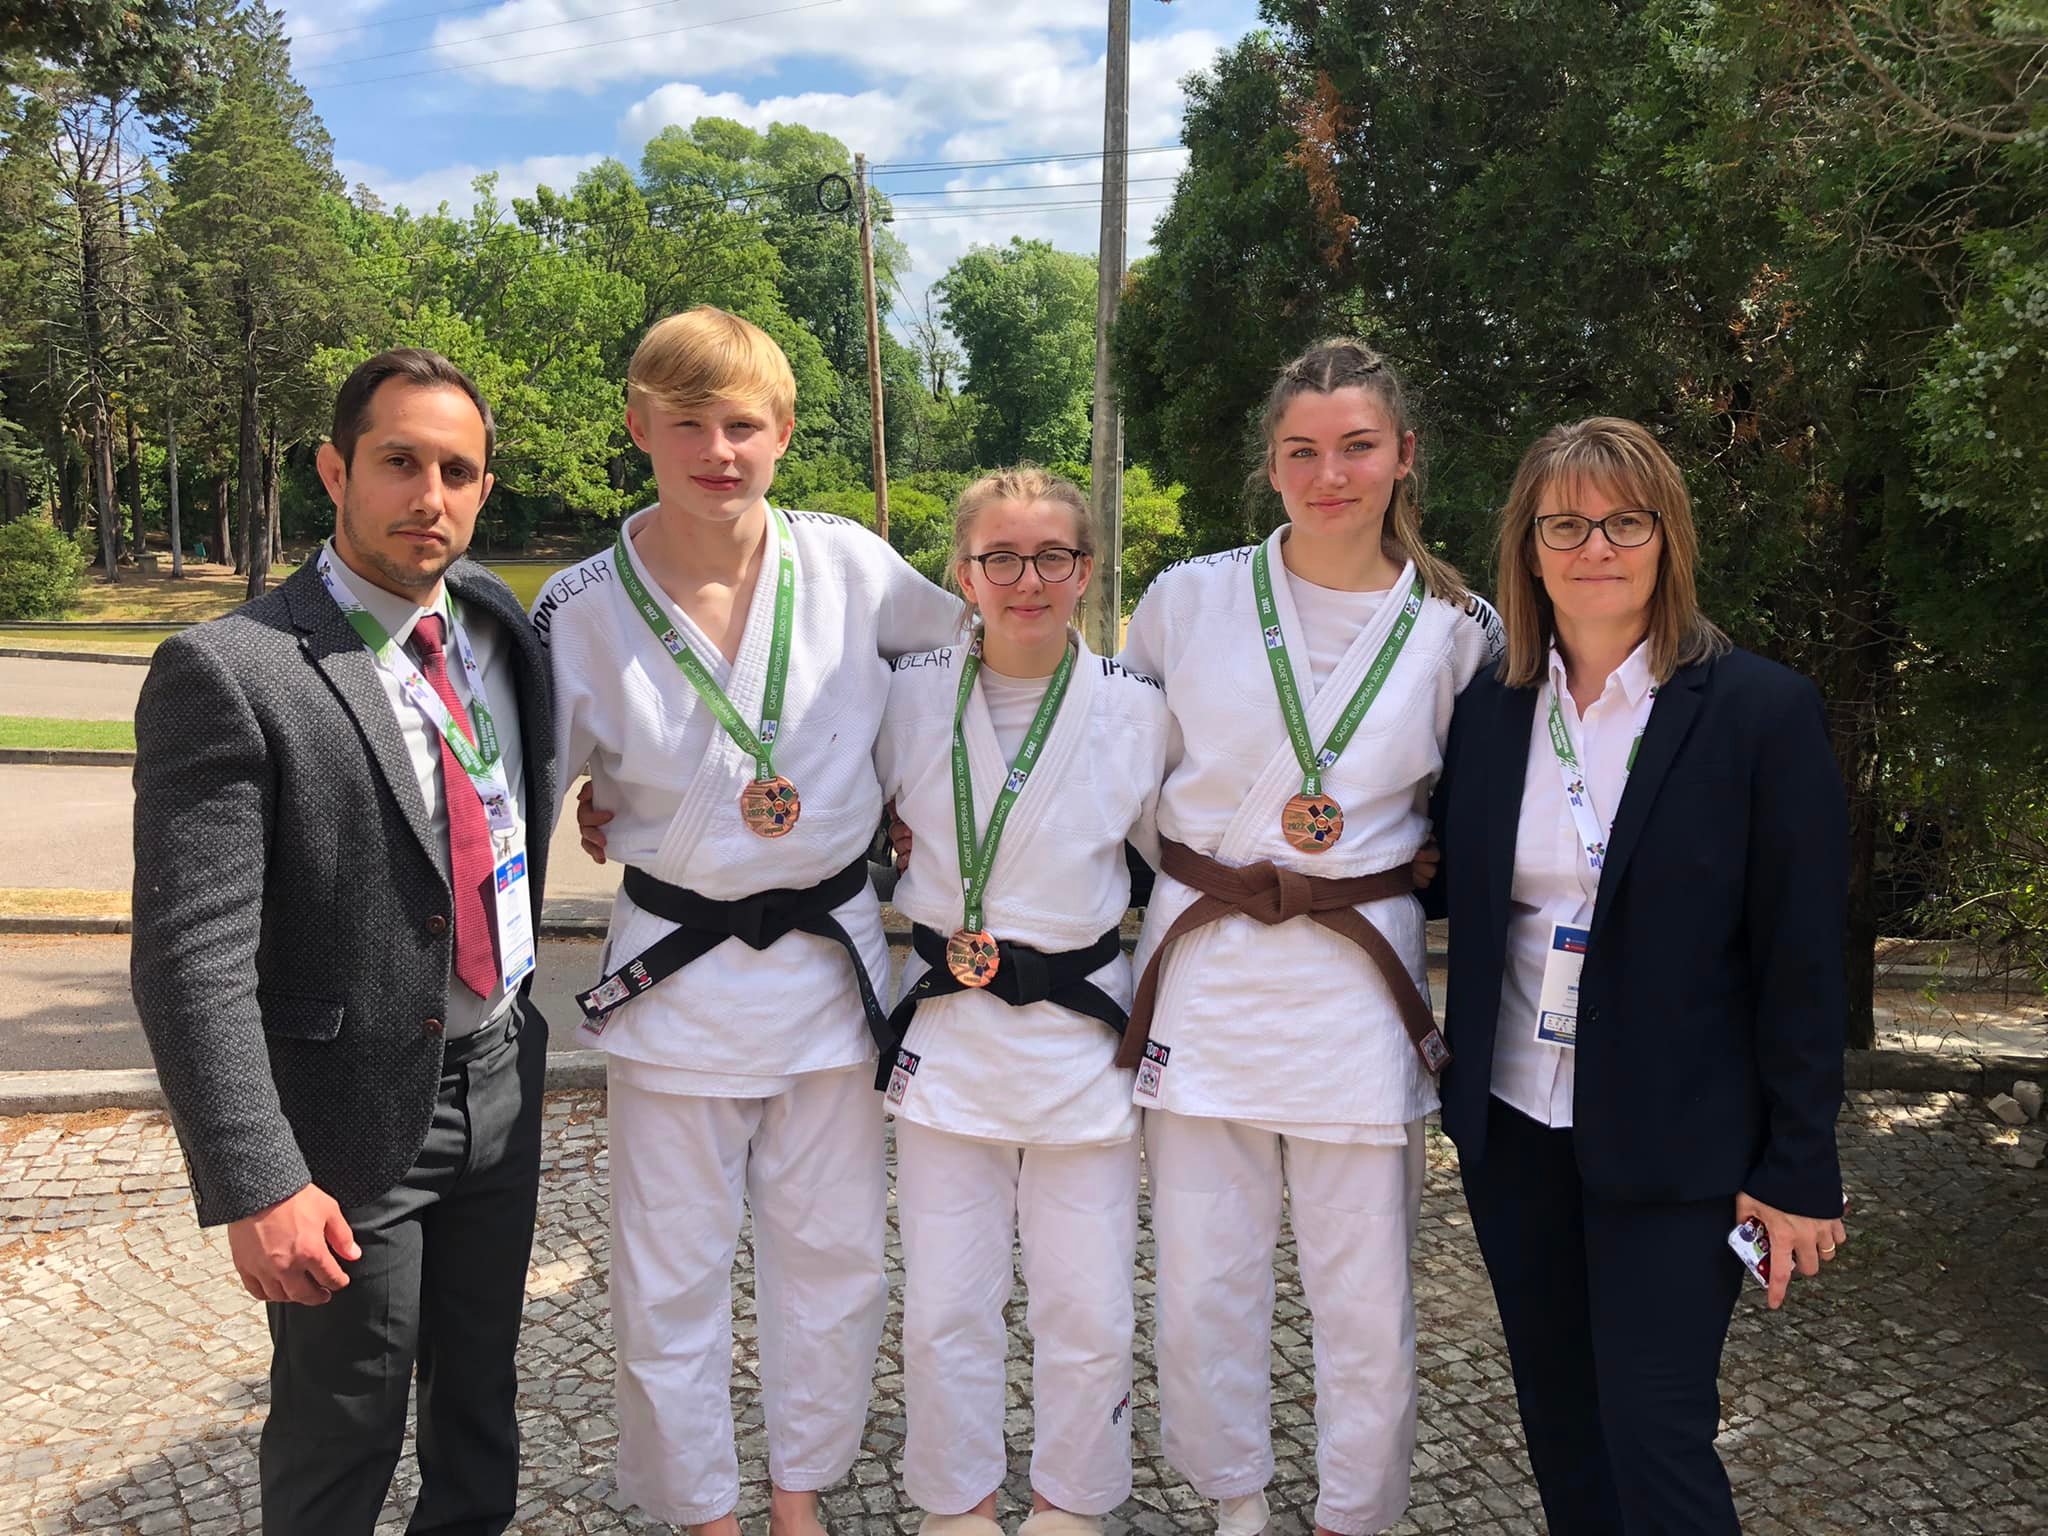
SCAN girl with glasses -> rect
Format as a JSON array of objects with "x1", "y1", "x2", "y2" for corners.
[
  {"x1": 1428, "y1": 417, "x2": 1849, "y2": 1533},
  {"x1": 1115, "y1": 339, "x2": 1502, "y2": 1536},
  {"x1": 874, "y1": 466, "x2": 1171, "y2": 1536}
]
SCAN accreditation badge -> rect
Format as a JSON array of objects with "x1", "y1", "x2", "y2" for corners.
[
  {"x1": 493, "y1": 843, "x2": 538, "y2": 991},
  {"x1": 1534, "y1": 923, "x2": 1589, "y2": 1048}
]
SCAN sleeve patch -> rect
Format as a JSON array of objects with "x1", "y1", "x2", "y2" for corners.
[
  {"x1": 891, "y1": 646, "x2": 959, "y2": 673},
  {"x1": 529, "y1": 554, "x2": 615, "y2": 647}
]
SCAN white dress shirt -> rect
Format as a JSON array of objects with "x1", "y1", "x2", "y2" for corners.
[
  {"x1": 1492, "y1": 641, "x2": 1657, "y2": 1126},
  {"x1": 324, "y1": 542, "x2": 528, "y2": 1038}
]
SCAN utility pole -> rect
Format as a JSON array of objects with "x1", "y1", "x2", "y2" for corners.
[
  {"x1": 1087, "y1": 0, "x2": 1130, "y2": 653},
  {"x1": 855, "y1": 152, "x2": 890, "y2": 542}
]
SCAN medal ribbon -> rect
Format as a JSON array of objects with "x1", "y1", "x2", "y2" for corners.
[
  {"x1": 950, "y1": 630, "x2": 1077, "y2": 935},
  {"x1": 1543, "y1": 680, "x2": 1654, "y2": 877},
  {"x1": 1250, "y1": 540, "x2": 1425, "y2": 797},
  {"x1": 613, "y1": 507, "x2": 796, "y2": 781},
  {"x1": 317, "y1": 548, "x2": 511, "y2": 805}
]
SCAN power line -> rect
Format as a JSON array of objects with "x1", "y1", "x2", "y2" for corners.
[
  {"x1": 887, "y1": 196, "x2": 1173, "y2": 223},
  {"x1": 293, "y1": 0, "x2": 517, "y2": 43},
  {"x1": 304, "y1": 0, "x2": 842, "y2": 87},
  {"x1": 871, "y1": 145, "x2": 1183, "y2": 175},
  {"x1": 306, "y1": 0, "x2": 717, "y2": 69},
  {"x1": 883, "y1": 175, "x2": 1180, "y2": 200}
]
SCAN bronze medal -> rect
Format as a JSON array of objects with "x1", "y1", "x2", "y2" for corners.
[
  {"x1": 946, "y1": 928, "x2": 1000, "y2": 988},
  {"x1": 739, "y1": 775, "x2": 801, "y2": 838},
  {"x1": 1281, "y1": 791, "x2": 1344, "y2": 853}
]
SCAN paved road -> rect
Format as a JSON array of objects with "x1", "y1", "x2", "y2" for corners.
[
  {"x1": 0, "y1": 656, "x2": 146, "y2": 721},
  {"x1": 0, "y1": 1090, "x2": 2041, "y2": 1534},
  {"x1": 0, "y1": 764, "x2": 622, "y2": 914},
  {"x1": 0, "y1": 934, "x2": 612, "y2": 1070}
]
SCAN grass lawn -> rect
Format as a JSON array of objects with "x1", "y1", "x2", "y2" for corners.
[
  {"x1": 0, "y1": 716, "x2": 137, "y2": 751},
  {"x1": 0, "y1": 628, "x2": 164, "y2": 655},
  {"x1": 0, "y1": 887, "x2": 129, "y2": 918}
]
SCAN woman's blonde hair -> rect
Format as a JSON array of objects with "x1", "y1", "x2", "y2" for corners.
[
  {"x1": 1494, "y1": 416, "x2": 1730, "y2": 686},
  {"x1": 627, "y1": 305, "x2": 796, "y2": 425},
  {"x1": 948, "y1": 464, "x2": 1094, "y2": 612},
  {"x1": 1259, "y1": 337, "x2": 1468, "y2": 605}
]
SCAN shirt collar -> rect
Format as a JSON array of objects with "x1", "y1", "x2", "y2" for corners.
[
  {"x1": 1547, "y1": 638, "x2": 1657, "y2": 711},
  {"x1": 323, "y1": 539, "x2": 450, "y2": 649}
]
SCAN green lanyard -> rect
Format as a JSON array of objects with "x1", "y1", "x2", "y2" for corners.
[
  {"x1": 950, "y1": 632, "x2": 1077, "y2": 935},
  {"x1": 614, "y1": 507, "x2": 796, "y2": 782},
  {"x1": 317, "y1": 548, "x2": 501, "y2": 782},
  {"x1": 1251, "y1": 540, "x2": 1425, "y2": 798}
]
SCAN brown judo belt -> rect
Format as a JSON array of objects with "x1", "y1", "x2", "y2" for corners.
[{"x1": 1114, "y1": 839, "x2": 1451, "y2": 1076}]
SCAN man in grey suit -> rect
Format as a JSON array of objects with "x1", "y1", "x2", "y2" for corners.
[{"x1": 131, "y1": 349, "x2": 558, "y2": 1535}]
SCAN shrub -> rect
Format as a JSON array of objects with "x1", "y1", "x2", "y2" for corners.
[{"x1": 0, "y1": 516, "x2": 88, "y2": 620}]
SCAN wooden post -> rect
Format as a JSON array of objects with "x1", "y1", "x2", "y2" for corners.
[
  {"x1": 855, "y1": 152, "x2": 890, "y2": 542},
  {"x1": 1087, "y1": 0, "x2": 1130, "y2": 652}
]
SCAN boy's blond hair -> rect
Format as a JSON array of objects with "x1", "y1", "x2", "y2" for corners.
[{"x1": 627, "y1": 305, "x2": 796, "y2": 425}]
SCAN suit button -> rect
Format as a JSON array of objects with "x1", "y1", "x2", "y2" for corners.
[
  {"x1": 425, "y1": 914, "x2": 448, "y2": 936},
  {"x1": 423, "y1": 1017, "x2": 444, "y2": 1035}
]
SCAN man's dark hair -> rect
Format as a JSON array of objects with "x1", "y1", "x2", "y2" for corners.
[{"x1": 330, "y1": 348, "x2": 495, "y2": 471}]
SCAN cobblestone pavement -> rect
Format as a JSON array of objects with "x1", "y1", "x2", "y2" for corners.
[{"x1": 1, "y1": 1091, "x2": 2042, "y2": 1535}]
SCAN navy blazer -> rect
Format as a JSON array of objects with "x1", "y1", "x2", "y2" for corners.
[{"x1": 1427, "y1": 647, "x2": 1848, "y2": 1219}]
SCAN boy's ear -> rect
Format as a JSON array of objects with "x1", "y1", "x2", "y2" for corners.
[
  {"x1": 625, "y1": 403, "x2": 651, "y2": 453},
  {"x1": 774, "y1": 413, "x2": 794, "y2": 457}
]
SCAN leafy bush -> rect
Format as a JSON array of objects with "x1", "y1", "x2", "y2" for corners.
[{"x1": 0, "y1": 516, "x2": 88, "y2": 620}]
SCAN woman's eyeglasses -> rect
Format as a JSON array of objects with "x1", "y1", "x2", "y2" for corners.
[
  {"x1": 967, "y1": 547, "x2": 1086, "y2": 585},
  {"x1": 1533, "y1": 509, "x2": 1662, "y2": 551}
]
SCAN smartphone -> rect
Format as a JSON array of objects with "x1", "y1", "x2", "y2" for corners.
[{"x1": 1728, "y1": 1193, "x2": 1851, "y2": 1288}]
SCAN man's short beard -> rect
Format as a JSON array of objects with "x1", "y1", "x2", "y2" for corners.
[{"x1": 337, "y1": 486, "x2": 462, "y2": 595}]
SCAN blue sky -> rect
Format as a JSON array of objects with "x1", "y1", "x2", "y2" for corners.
[{"x1": 279, "y1": 0, "x2": 1266, "y2": 330}]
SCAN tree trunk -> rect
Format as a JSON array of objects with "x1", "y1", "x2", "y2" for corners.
[
  {"x1": 211, "y1": 474, "x2": 230, "y2": 568},
  {"x1": 1826, "y1": 475, "x2": 1891, "y2": 1052},
  {"x1": 166, "y1": 406, "x2": 183, "y2": 578},
  {"x1": 263, "y1": 420, "x2": 281, "y2": 573},
  {"x1": 58, "y1": 444, "x2": 79, "y2": 534},
  {"x1": 122, "y1": 398, "x2": 143, "y2": 560},
  {"x1": 92, "y1": 406, "x2": 119, "y2": 581},
  {"x1": 240, "y1": 287, "x2": 267, "y2": 599},
  {"x1": 1, "y1": 468, "x2": 24, "y2": 523}
]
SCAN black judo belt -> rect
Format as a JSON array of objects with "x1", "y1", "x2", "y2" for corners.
[
  {"x1": 576, "y1": 853, "x2": 889, "y2": 1053},
  {"x1": 876, "y1": 923, "x2": 1127, "y2": 1090}
]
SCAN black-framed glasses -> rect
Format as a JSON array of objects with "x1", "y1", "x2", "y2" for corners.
[
  {"x1": 1533, "y1": 509, "x2": 1662, "y2": 551},
  {"x1": 967, "y1": 547, "x2": 1086, "y2": 585}
]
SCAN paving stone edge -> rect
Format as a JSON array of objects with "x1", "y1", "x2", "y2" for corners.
[
  {"x1": 0, "y1": 1046, "x2": 2035, "y2": 1118},
  {"x1": 0, "y1": 747, "x2": 135, "y2": 767},
  {"x1": 0, "y1": 646, "x2": 153, "y2": 667}
]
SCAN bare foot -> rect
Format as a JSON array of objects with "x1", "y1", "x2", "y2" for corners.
[
  {"x1": 767, "y1": 1485, "x2": 830, "y2": 1536},
  {"x1": 686, "y1": 1514, "x2": 741, "y2": 1536}
]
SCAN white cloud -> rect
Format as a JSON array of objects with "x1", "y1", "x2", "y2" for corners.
[
  {"x1": 335, "y1": 152, "x2": 608, "y2": 216},
  {"x1": 618, "y1": 83, "x2": 927, "y2": 163},
  {"x1": 278, "y1": 0, "x2": 405, "y2": 70}
]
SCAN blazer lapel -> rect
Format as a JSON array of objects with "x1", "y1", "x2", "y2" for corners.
[
  {"x1": 1591, "y1": 658, "x2": 1711, "y2": 937},
  {"x1": 1487, "y1": 681, "x2": 1538, "y2": 938},
  {"x1": 285, "y1": 563, "x2": 447, "y2": 886}
]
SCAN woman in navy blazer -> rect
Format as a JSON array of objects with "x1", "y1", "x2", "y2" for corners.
[{"x1": 1428, "y1": 419, "x2": 1850, "y2": 1534}]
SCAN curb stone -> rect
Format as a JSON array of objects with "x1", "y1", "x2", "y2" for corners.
[
  {"x1": 4, "y1": 1046, "x2": 2038, "y2": 1119},
  {"x1": 0, "y1": 748, "x2": 134, "y2": 767},
  {"x1": 0, "y1": 647, "x2": 153, "y2": 667}
]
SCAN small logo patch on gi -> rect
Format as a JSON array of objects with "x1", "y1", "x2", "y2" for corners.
[
  {"x1": 1134, "y1": 1041, "x2": 1170, "y2": 1102},
  {"x1": 886, "y1": 1048, "x2": 920, "y2": 1105}
]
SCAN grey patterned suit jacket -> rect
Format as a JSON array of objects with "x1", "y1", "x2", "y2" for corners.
[{"x1": 130, "y1": 557, "x2": 558, "y2": 1227}]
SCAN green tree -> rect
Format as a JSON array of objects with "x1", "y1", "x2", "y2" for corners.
[
  {"x1": 937, "y1": 239, "x2": 1098, "y2": 466},
  {"x1": 166, "y1": 1, "x2": 365, "y2": 596}
]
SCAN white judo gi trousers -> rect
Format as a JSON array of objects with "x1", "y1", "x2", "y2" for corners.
[
  {"x1": 894, "y1": 1119, "x2": 1141, "y2": 1516},
  {"x1": 608, "y1": 1064, "x2": 888, "y2": 1526},
  {"x1": 1146, "y1": 1111, "x2": 1427, "y2": 1536}
]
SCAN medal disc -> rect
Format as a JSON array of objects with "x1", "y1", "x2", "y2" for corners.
[
  {"x1": 1281, "y1": 792, "x2": 1344, "y2": 853},
  {"x1": 946, "y1": 928, "x2": 1000, "y2": 988},
  {"x1": 739, "y1": 776, "x2": 802, "y2": 838}
]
